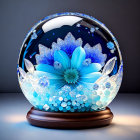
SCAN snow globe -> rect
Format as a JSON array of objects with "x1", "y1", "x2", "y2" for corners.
[{"x1": 17, "y1": 13, "x2": 123, "y2": 128}]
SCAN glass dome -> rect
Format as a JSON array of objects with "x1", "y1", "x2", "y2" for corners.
[{"x1": 17, "y1": 13, "x2": 123, "y2": 112}]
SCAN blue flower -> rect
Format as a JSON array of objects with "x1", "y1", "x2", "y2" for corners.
[
  {"x1": 36, "y1": 46, "x2": 102, "y2": 89},
  {"x1": 34, "y1": 32, "x2": 108, "y2": 89}
]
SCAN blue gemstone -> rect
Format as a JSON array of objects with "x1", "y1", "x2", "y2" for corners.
[
  {"x1": 33, "y1": 92, "x2": 38, "y2": 97},
  {"x1": 66, "y1": 106, "x2": 71, "y2": 110},
  {"x1": 105, "y1": 82, "x2": 111, "y2": 88},
  {"x1": 59, "y1": 106, "x2": 63, "y2": 111},
  {"x1": 85, "y1": 103, "x2": 89, "y2": 107},
  {"x1": 67, "y1": 101, "x2": 71, "y2": 105},
  {"x1": 70, "y1": 108, "x2": 75, "y2": 112},
  {"x1": 107, "y1": 41, "x2": 115, "y2": 49},
  {"x1": 93, "y1": 84, "x2": 99, "y2": 90}
]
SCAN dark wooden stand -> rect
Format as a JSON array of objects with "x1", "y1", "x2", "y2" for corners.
[{"x1": 27, "y1": 107, "x2": 113, "y2": 129}]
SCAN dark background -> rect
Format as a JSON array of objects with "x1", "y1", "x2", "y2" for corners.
[{"x1": 0, "y1": 0, "x2": 140, "y2": 93}]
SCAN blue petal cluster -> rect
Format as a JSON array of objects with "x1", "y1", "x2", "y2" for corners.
[
  {"x1": 84, "y1": 43, "x2": 107, "y2": 66},
  {"x1": 36, "y1": 50, "x2": 54, "y2": 65}
]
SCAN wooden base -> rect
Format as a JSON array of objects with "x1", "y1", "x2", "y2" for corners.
[{"x1": 27, "y1": 107, "x2": 113, "y2": 129}]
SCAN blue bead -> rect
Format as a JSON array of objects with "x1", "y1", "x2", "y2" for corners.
[
  {"x1": 66, "y1": 106, "x2": 71, "y2": 110},
  {"x1": 74, "y1": 106, "x2": 78, "y2": 109},
  {"x1": 85, "y1": 103, "x2": 89, "y2": 107},
  {"x1": 78, "y1": 106, "x2": 81, "y2": 109},
  {"x1": 54, "y1": 103, "x2": 57, "y2": 107},
  {"x1": 105, "y1": 82, "x2": 111, "y2": 88},
  {"x1": 54, "y1": 108, "x2": 58, "y2": 111},
  {"x1": 81, "y1": 108, "x2": 86, "y2": 112},
  {"x1": 59, "y1": 106, "x2": 63, "y2": 111},
  {"x1": 63, "y1": 108, "x2": 67, "y2": 112},
  {"x1": 33, "y1": 92, "x2": 38, "y2": 97},
  {"x1": 93, "y1": 83, "x2": 99, "y2": 90},
  {"x1": 107, "y1": 41, "x2": 115, "y2": 49},
  {"x1": 64, "y1": 98, "x2": 68, "y2": 102},
  {"x1": 76, "y1": 103, "x2": 80, "y2": 106},
  {"x1": 70, "y1": 108, "x2": 75, "y2": 112},
  {"x1": 67, "y1": 101, "x2": 71, "y2": 105},
  {"x1": 56, "y1": 99, "x2": 61, "y2": 104}
]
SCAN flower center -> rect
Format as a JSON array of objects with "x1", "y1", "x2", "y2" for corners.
[{"x1": 64, "y1": 68, "x2": 79, "y2": 84}]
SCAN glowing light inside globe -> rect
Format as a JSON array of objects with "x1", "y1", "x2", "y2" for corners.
[{"x1": 17, "y1": 13, "x2": 123, "y2": 112}]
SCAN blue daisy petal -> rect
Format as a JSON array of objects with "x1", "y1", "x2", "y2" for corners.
[
  {"x1": 54, "y1": 50, "x2": 70, "y2": 69},
  {"x1": 80, "y1": 63, "x2": 102, "y2": 75},
  {"x1": 79, "y1": 81, "x2": 94, "y2": 90},
  {"x1": 34, "y1": 71, "x2": 63, "y2": 80},
  {"x1": 49, "y1": 79, "x2": 66, "y2": 89},
  {"x1": 35, "y1": 71, "x2": 65, "y2": 89},
  {"x1": 35, "y1": 64, "x2": 63, "y2": 75},
  {"x1": 71, "y1": 47, "x2": 86, "y2": 70},
  {"x1": 80, "y1": 72, "x2": 102, "y2": 83}
]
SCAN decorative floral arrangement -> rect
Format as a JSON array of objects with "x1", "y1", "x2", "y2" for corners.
[{"x1": 18, "y1": 32, "x2": 123, "y2": 112}]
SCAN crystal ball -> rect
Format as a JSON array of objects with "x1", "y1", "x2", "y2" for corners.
[{"x1": 17, "y1": 13, "x2": 123, "y2": 112}]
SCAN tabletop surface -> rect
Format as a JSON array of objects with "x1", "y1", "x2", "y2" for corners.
[{"x1": 0, "y1": 93, "x2": 140, "y2": 140}]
